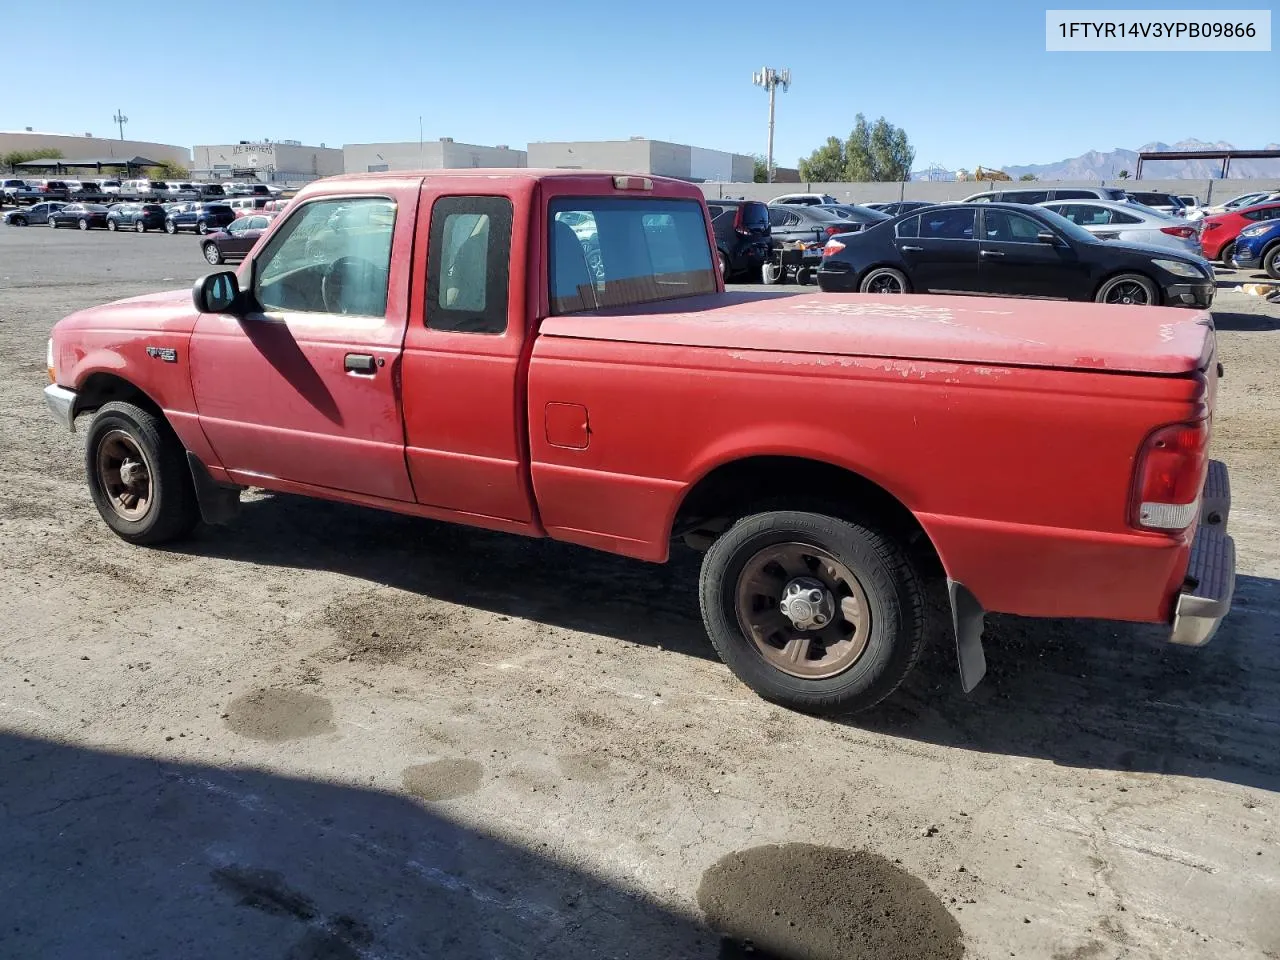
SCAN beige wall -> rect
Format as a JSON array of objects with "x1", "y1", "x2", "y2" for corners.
[
  {"x1": 0, "y1": 131, "x2": 190, "y2": 167},
  {"x1": 194, "y1": 143, "x2": 344, "y2": 181},
  {"x1": 527, "y1": 139, "x2": 755, "y2": 182},
  {"x1": 342, "y1": 141, "x2": 527, "y2": 173}
]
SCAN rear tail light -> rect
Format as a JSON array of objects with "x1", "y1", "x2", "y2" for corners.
[
  {"x1": 46, "y1": 338, "x2": 55, "y2": 384},
  {"x1": 824, "y1": 225, "x2": 846, "y2": 237},
  {"x1": 732, "y1": 206, "x2": 749, "y2": 236},
  {"x1": 823, "y1": 239, "x2": 846, "y2": 256},
  {"x1": 1131, "y1": 421, "x2": 1208, "y2": 530},
  {"x1": 1161, "y1": 225, "x2": 1197, "y2": 239}
]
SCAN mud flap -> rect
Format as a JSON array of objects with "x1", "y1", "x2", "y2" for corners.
[
  {"x1": 185, "y1": 452, "x2": 242, "y2": 526},
  {"x1": 947, "y1": 579, "x2": 987, "y2": 693}
]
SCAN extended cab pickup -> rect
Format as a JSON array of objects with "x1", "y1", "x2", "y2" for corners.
[{"x1": 43, "y1": 170, "x2": 1237, "y2": 715}]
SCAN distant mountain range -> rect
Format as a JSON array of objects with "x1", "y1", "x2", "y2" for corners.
[{"x1": 1000, "y1": 139, "x2": 1280, "y2": 181}]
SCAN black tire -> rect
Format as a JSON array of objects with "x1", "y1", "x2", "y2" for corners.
[
  {"x1": 49, "y1": 218, "x2": 57, "y2": 229},
  {"x1": 1218, "y1": 242, "x2": 1234, "y2": 266},
  {"x1": 12, "y1": 215, "x2": 26, "y2": 226},
  {"x1": 165, "y1": 220, "x2": 177, "y2": 235},
  {"x1": 107, "y1": 219, "x2": 118, "y2": 231},
  {"x1": 197, "y1": 220, "x2": 209, "y2": 235},
  {"x1": 78, "y1": 218, "x2": 89, "y2": 230},
  {"x1": 1095, "y1": 272, "x2": 1158, "y2": 306},
  {"x1": 859, "y1": 266, "x2": 910, "y2": 294},
  {"x1": 135, "y1": 220, "x2": 146, "y2": 233},
  {"x1": 699, "y1": 510, "x2": 925, "y2": 716},
  {"x1": 85, "y1": 401, "x2": 199, "y2": 545},
  {"x1": 203, "y1": 243, "x2": 224, "y2": 265},
  {"x1": 1263, "y1": 244, "x2": 1280, "y2": 280}
]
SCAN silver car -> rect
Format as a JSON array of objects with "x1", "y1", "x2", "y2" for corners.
[
  {"x1": 2, "y1": 201, "x2": 66, "y2": 226},
  {"x1": 1039, "y1": 199, "x2": 1204, "y2": 258}
]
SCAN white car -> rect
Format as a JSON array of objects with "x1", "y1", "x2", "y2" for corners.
[
  {"x1": 1039, "y1": 199, "x2": 1205, "y2": 259},
  {"x1": 1202, "y1": 191, "x2": 1280, "y2": 216},
  {"x1": 771, "y1": 193, "x2": 840, "y2": 206}
]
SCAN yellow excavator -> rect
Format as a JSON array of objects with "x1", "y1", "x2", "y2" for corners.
[{"x1": 973, "y1": 165, "x2": 1012, "y2": 182}]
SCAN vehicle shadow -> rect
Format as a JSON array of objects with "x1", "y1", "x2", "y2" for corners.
[
  {"x1": 178, "y1": 495, "x2": 1280, "y2": 793},
  {"x1": 175, "y1": 493, "x2": 717, "y2": 662},
  {"x1": 1212, "y1": 310, "x2": 1280, "y2": 331},
  {"x1": 0, "y1": 732, "x2": 718, "y2": 959},
  {"x1": 856, "y1": 573, "x2": 1280, "y2": 793}
]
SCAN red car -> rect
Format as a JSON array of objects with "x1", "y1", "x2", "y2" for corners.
[
  {"x1": 1199, "y1": 202, "x2": 1280, "y2": 264},
  {"x1": 41, "y1": 169, "x2": 1236, "y2": 716}
]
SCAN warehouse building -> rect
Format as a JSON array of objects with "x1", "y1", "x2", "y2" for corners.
[
  {"x1": 526, "y1": 138, "x2": 755, "y2": 183},
  {"x1": 343, "y1": 138, "x2": 527, "y2": 173},
  {"x1": 192, "y1": 140, "x2": 344, "y2": 183},
  {"x1": 0, "y1": 129, "x2": 190, "y2": 168}
]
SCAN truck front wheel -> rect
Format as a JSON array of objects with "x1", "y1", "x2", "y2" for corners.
[
  {"x1": 699, "y1": 511, "x2": 925, "y2": 716},
  {"x1": 85, "y1": 401, "x2": 199, "y2": 545}
]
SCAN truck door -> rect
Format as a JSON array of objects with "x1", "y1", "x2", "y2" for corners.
[
  {"x1": 399, "y1": 188, "x2": 537, "y2": 527},
  {"x1": 189, "y1": 191, "x2": 416, "y2": 501}
]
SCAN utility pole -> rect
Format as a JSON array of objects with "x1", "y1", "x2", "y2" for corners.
[
  {"x1": 752, "y1": 67, "x2": 790, "y2": 183},
  {"x1": 113, "y1": 109, "x2": 128, "y2": 141}
]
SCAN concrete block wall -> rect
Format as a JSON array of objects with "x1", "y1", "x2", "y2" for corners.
[{"x1": 698, "y1": 178, "x2": 1280, "y2": 205}]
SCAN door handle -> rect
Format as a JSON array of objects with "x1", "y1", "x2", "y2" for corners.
[
  {"x1": 980, "y1": 250, "x2": 1005, "y2": 258},
  {"x1": 344, "y1": 353, "x2": 377, "y2": 374},
  {"x1": 900, "y1": 245, "x2": 923, "y2": 252}
]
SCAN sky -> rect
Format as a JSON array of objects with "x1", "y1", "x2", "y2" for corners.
[{"x1": 1, "y1": 0, "x2": 1274, "y2": 171}]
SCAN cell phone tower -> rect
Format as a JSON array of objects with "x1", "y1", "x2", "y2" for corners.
[{"x1": 752, "y1": 67, "x2": 791, "y2": 183}]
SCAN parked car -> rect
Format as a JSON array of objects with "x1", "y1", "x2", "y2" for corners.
[
  {"x1": 165, "y1": 202, "x2": 236, "y2": 234},
  {"x1": 48, "y1": 203, "x2": 110, "y2": 230},
  {"x1": 69, "y1": 181, "x2": 109, "y2": 203},
  {"x1": 866, "y1": 200, "x2": 935, "y2": 217},
  {"x1": 817, "y1": 201, "x2": 1214, "y2": 307},
  {"x1": 962, "y1": 186, "x2": 1129, "y2": 204},
  {"x1": 106, "y1": 202, "x2": 167, "y2": 232},
  {"x1": 195, "y1": 183, "x2": 227, "y2": 200},
  {"x1": 1230, "y1": 219, "x2": 1280, "y2": 278},
  {"x1": 42, "y1": 168, "x2": 1236, "y2": 717},
  {"x1": 224, "y1": 195, "x2": 275, "y2": 217},
  {"x1": 1177, "y1": 195, "x2": 1201, "y2": 209},
  {"x1": 768, "y1": 204, "x2": 865, "y2": 247},
  {"x1": 2, "y1": 201, "x2": 64, "y2": 225},
  {"x1": 705, "y1": 198, "x2": 772, "y2": 279},
  {"x1": 1202, "y1": 190, "x2": 1280, "y2": 215},
  {"x1": 823, "y1": 204, "x2": 893, "y2": 229},
  {"x1": 166, "y1": 182, "x2": 200, "y2": 201},
  {"x1": 1, "y1": 178, "x2": 28, "y2": 204},
  {"x1": 199, "y1": 213, "x2": 277, "y2": 264},
  {"x1": 1198, "y1": 202, "x2": 1280, "y2": 264},
  {"x1": 98, "y1": 179, "x2": 122, "y2": 197},
  {"x1": 771, "y1": 193, "x2": 839, "y2": 206},
  {"x1": 39, "y1": 180, "x2": 71, "y2": 201},
  {"x1": 1123, "y1": 191, "x2": 1188, "y2": 218},
  {"x1": 1038, "y1": 199, "x2": 1204, "y2": 257}
]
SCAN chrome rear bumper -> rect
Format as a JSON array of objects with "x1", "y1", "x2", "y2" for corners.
[{"x1": 1169, "y1": 460, "x2": 1235, "y2": 647}]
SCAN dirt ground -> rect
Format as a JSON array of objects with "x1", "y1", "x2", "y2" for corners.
[{"x1": 1, "y1": 226, "x2": 1278, "y2": 960}]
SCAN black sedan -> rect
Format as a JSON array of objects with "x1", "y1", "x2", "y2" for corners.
[
  {"x1": 866, "y1": 200, "x2": 935, "y2": 217},
  {"x1": 200, "y1": 213, "x2": 277, "y2": 264},
  {"x1": 817, "y1": 202, "x2": 1215, "y2": 308},
  {"x1": 48, "y1": 203, "x2": 110, "y2": 230},
  {"x1": 165, "y1": 202, "x2": 236, "y2": 235},
  {"x1": 106, "y1": 203, "x2": 167, "y2": 233}
]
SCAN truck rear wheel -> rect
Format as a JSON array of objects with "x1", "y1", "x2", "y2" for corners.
[
  {"x1": 699, "y1": 510, "x2": 925, "y2": 716},
  {"x1": 85, "y1": 401, "x2": 199, "y2": 545}
]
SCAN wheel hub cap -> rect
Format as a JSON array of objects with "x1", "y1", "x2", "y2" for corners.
[{"x1": 778, "y1": 577, "x2": 834, "y2": 630}]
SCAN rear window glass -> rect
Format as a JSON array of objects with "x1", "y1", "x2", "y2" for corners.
[
  {"x1": 741, "y1": 202, "x2": 770, "y2": 228},
  {"x1": 1002, "y1": 191, "x2": 1048, "y2": 204},
  {"x1": 919, "y1": 208, "x2": 975, "y2": 239},
  {"x1": 1052, "y1": 190, "x2": 1098, "y2": 200},
  {"x1": 548, "y1": 197, "x2": 715, "y2": 316}
]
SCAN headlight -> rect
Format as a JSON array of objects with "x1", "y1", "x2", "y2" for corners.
[
  {"x1": 1239, "y1": 225, "x2": 1270, "y2": 238},
  {"x1": 46, "y1": 338, "x2": 56, "y2": 384},
  {"x1": 1152, "y1": 258, "x2": 1205, "y2": 279}
]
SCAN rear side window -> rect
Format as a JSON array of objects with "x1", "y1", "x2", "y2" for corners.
[
  {"x1": 896, "y1": 215, "x2": 919, "y2": 238},
  {"x1": 1110, "y1": 209, "x2": 1142, "y2": 225},
  {"x1": 919, "y1": 208, "x2": 975, "y2": 239},
  {"x1": 1051, "y1": 190, "x2": 1097, "y2": 200},
  {"x1": 1055, "y1": 204, "x2": 1110, "y2": 225},
  {"x1": 548, "y1": 196, "x2": 715, "y2": 315},
  {"x1": 426, "y1": 195, "x2": 513, "y2": 334},
  {"x1": 1002, "y1": 191, "x2": 1049, "y2": 204}
]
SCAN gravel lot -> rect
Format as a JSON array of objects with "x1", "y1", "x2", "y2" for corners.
[{"x1": 1, "y1": 225, "x2": 1278, "y2": 960}]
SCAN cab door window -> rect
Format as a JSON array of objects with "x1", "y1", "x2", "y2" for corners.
[{"x1": 253, "y1": 197, "x2": 396, "y2": 316}]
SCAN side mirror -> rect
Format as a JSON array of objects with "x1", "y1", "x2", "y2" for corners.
[
  {"x1": 193, "y1": 271, "x2": 241, "y2": 314},
  {"x1": 1036, "y1": 231, "x2": 1058, "y2": 244}
]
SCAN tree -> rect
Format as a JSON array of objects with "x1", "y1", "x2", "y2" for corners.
[
  {"x1": 798, "y1": 136, "x2": 847, "y2": 182},
  {"x1": 148, "y1": 160, "x2": 190, "y2": 180},
  {"x1": 2, "y1": 147, "x2": 62, "y2": 173},
  {"x1": 797, "y1": 114, "x2": 915, "y2": 182},
  {"x1": 1018, "y1": 173, "x2": 1037, "y2": 181},
  {"x1": 1117, "y1": 169, "x2": 1131, "y2": 179},
  {"x1": 752, "y1": 154, "x2": 769, "y2": 183}
]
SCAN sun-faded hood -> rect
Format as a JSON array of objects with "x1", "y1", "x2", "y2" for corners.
[
  {"x1": 55, "y1": 287, "x2": 196, "y2": 335},
  {"x1": 539, "y1": 291, "x2": 1215, "y2": 375}
]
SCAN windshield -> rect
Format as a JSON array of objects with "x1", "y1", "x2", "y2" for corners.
[{"x1": 548, "y1": 196, "x2": 716, "y2": 315}]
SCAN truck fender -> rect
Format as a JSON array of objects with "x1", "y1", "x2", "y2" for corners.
[
  {"x1": 185, "y1": 452, "x2": 242, "y2": 526},
  {"x1": 947, "y1": 580, "x2": 987, "y2": 692}
]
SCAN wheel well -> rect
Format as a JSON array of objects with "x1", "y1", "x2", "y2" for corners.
[
  {"x1": 671, "y1": 455, "x2": 943, "y2": 577},
  {"x1": 74, "y1": 373, "x2": 163, "y2": 422}
]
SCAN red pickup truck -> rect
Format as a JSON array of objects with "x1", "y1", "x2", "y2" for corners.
[{"x1": 43, "y1": 170, "x2": 1236, "y2": 715}]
